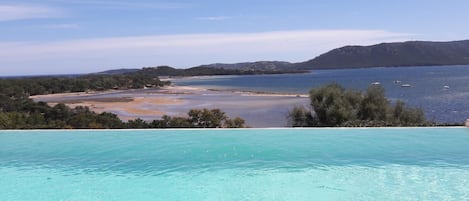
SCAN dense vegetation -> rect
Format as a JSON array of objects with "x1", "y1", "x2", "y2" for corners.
[
  {"x1": 192, "y1": 61, "x2": 295, "y2": 72},
  {"x1": 297, "y1": 40, "x2": 469, "y2": 69},
  {"x1": 97, "y1": 62, "x2": 303, "y2": 76},
  {"x1": 127, "y1": 108, "x2": 246, "y2": 128},
  {"x1": 0, "y1": 73, "x2": 168, "y2": 96},
  {"x1": 0, "y1": 102, "x2": 122, "y2": 129},
  {"x1": 0, "y1": 97, "x2": 246, "y2": 129},
  {"x1": 288, "y1": 83, "x2": 429, "y2": 127},
  {"x1": 111, "y1": 66, "x2": 304, "y2": 77}
]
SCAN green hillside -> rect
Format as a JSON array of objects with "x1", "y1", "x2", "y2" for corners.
[{"x1": 297, "y1": 40, "x2": 469, "y2": 69}]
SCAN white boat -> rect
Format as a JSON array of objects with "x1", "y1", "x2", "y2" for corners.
[
  {"x1": 400, "y1": 84, "x2": 412, "y2": 87},
  {"x1": 443, "y1": 85, "x2": 450, "y2": 90},
  {"x1": 371, "y1": 82, "x2": 381, "y2": 85}
]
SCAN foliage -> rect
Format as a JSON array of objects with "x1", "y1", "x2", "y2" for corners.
[
  {"x1": 224, "y1": 117, "x2": 246, "y2": 128},
  {"x1": 134, "y1": 66, "x2": 303, "y2": 77},
  {"x1": 287, "y1": 105, "x2": 315, "y2": 127},
  {"x1": 357, "y1": 85, "x2": 388, "y2": 121},
  {"x1": 309, "y1": 84, "x2": 360, "y2": 125},
  {"x1": 149, "y1": 109, "x2": 246, "y2": 128},
  {"x1": 288, "y1": 83, "x2": 430, "y2": 127},
  {"x1": 0, "y1": 73, "x2": 169, "y2": 97}
]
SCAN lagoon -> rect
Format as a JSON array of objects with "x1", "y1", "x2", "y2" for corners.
[{"x1": 173, "y1": 65, "x2": 469, "y2": 124}]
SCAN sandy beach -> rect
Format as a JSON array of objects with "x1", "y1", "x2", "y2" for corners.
[{"x1": 31, "y1": 86, "x2": 309, "y2": 127}]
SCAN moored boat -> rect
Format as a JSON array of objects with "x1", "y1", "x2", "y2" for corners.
[{"x1": 401, "y1": 84, "x2": 412, "y2": 87}]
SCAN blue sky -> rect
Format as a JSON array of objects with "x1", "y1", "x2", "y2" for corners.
[{"x1": 1, "y1": 0, "x2": 469, "y2": 76}]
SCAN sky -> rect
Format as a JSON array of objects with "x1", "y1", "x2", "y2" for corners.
[{"x1": 1, "y1": 0, "x2": 469, "y2": 76}]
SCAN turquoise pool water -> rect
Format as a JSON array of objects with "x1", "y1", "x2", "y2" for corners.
[{"x1": 1, "y1": 128, "x2": 469, "y2": 200}]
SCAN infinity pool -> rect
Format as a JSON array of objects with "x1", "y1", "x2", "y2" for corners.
[{"x1": 1, "y1": 128, "x2": 469, "y2": 200}]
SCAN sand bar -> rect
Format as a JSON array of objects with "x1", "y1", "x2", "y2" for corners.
[{"x1": 31, "y1": 86, "x2": 309, "y2": 127}]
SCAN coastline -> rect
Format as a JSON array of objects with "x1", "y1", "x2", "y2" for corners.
[
  {"x1": 30, "y1": 85, "x2": 308, "y2": 100},
  {"x1": 31, "y1": 85, "x2": 310, "y2": 127}
]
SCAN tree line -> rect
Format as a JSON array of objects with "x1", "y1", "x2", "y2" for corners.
[
  {"x1": 0, "y1": 100, "x2": 246, "y2": 129},
  {"x1": 0, "y1": 73, "x2": 169, "y2": 97},
  {"x1": 133, "y1": 66, "x2": 303, "y2": 77},
  {"x1": 288, "y1": 83, "x2": 431, "y2": 127},
  {"x1": 126, "y1": 108, "x2": 245, "y2": 128}
]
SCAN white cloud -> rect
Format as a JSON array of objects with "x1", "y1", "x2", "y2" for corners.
[
  {"x1": 196, "y1": 16, "x2": 233, "y2": 21},
  {"x1": 46, "y1": 0, "x2": 192, "y2": 10},
  {"x1": 0, "y1": 29, "x2": 414, "y2": 75},
  {"x1": 41, "y1": 23, "x2": 80, "y2": 29},
  {"x1": 0, "y1": 4, "x2": 61, "y2": 21}
]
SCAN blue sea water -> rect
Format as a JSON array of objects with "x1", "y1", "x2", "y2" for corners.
[
  {"x1": 173, "y1": 65, "x2": 469, "y2": 123},
  {"x1": 1, "y1": 128, "x2": 469, "y2": 200}
]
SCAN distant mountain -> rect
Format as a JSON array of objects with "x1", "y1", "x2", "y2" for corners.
[
  {"x1": 95, "y1": 61, "x2": 298, "y2": 76},
  {"x1": 127, "y1": 65, "x2": 303, "y2": 77},
  {"x1": 96, "y1": 68, "x2": 139, "y2": 75},
  {"x1": 95, "y1": 40, "x2": 469, "y2": 75},
  {"x1": 193, "y1": 61, "x2": 294, "y2": 71},
  {"x1": 297, "y1": 40, "x2": 469, "y2": 69}
]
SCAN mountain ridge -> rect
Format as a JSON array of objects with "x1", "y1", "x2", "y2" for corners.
[
  {"x1": 192, "y1": 61, "x2": 294, "y2": 71},
  {"x1": 96, "y1": 39, "x2": 469, "y2": 75},
  {"x1": 297, "y1": 39, "x2": 469, "y2": 69}
]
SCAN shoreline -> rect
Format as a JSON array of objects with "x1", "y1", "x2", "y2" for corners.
[
  {"x1": 203, "y1": 88, "x2": 308, "y2": 97},
  {"x1": 30, "y1": 85, "x2": 309, "y2": 100},
  {"x1": 30, "y1": 85, "x2": 310, "y2": 127}
]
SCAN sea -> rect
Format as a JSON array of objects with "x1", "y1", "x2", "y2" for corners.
[{"x1": 173, "y1": 65, "x2": 469, "y2": 124}]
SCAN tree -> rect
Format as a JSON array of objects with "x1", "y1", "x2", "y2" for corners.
[
  {"x1": 96, "y1": 112, "x2": 124, "y2": 128},
  {"x1": 290, "y1": 83, "x2": 429, "y2": 127},
  {"x1": 148, "y1": 109, "x2": 246, "y2": 128},
  {"x1": 392, "y1": 100, "x2": 426, "y2": 126},
  {"x1": 47, "y1": 103, "x2": 71, "y2": 120},
  {"x1": 358, "y1": 85, "x2": 389, "y2": 121},
  {"x1": 126, "y1": 118, "x2": 149, "y2": 129},
  {"x1": 309, "y1": 83, "x2": 356, "y2": 126},
  {"x1": 0, "y1": 112, "x2": 10, "y2": 129},
  {"x1": 150, "y1": 115, "x2": 192, "y2": 128},
  {"x1": 287, "y1": 106, "x2": 313, "y2": 127},
  {"x1": 188, "y1": 108, "x2": 227, "y2": 128},
  {"x1": 225, "y1": 117, "x2": 246, "y2": 128}
]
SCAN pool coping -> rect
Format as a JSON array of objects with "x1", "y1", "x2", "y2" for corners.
[{"x1": 0, "y1": 126, "x2": 466, "y2": 132}]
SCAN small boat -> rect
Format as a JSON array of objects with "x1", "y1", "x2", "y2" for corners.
[
  {"x1": 393, "y1": 80, "x2": 402, "y2": 84},
  {"x1": 443, "y1": 85, "x2": 450, "y2": 90},
  {"x1": 371, "y1": 82, "x2": 381, "y2": 85},
  {"x1": 400, "y1": 84, "x2": 412, "y2": 88}
]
